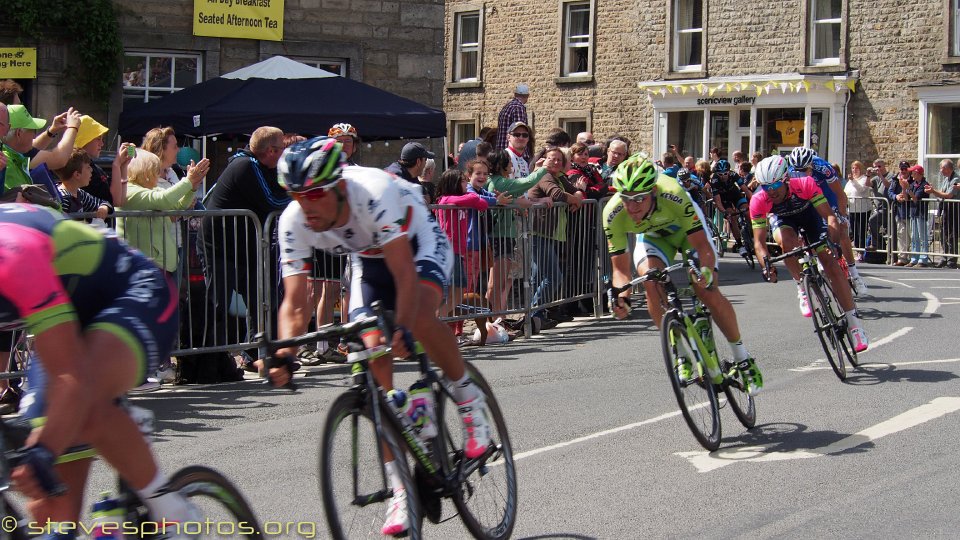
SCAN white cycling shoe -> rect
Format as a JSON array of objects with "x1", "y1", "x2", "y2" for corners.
[
  {"x1": 381, "y1": 488, "x2": 410, "y2": 536},
  {"x1": 851, "y1": 275, "x2": 869, "y2": 296},
  {"x1": 850, "y1": 327, "x2": 869, "y2": 353},
  {"x1": 798, "y1": 290, "x2": 812, "y2": 318}
]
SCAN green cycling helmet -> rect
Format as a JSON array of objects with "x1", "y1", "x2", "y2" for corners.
[{"x1": 613, "y1": 154, "x2": 659, "y2": 193}]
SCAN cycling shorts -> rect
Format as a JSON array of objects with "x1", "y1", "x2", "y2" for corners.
[
  {"x1": 347, "y1": 255, "x2": 449, "y2": 321},
  {"x1": 770, "y1": 204, "x2": 829, "y2": 246},
  {"x1": 20, "y1": 265, "x2": 178, "y2": 422}
]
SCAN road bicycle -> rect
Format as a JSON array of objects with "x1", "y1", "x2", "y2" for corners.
[
  {"x1": 726, "y1": 208, "x2": 756, "y2": 270},
  {"x1": 1, "y1": 397, "x2": 262, "y2": 539},
  {"x1": 766, "y1": 236, "x2": 859, "y2": 381},
  {"x1": 257, "y1": 301, "x2": 517, "y2": 540},
  {"x1": 702, "y1": 201, "x2": 727, "y2": 258},
  {"x1": 607, "y1": 252, "x2": 756, "y2": 451}
]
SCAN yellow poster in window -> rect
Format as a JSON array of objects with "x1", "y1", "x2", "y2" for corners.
[
  {"x1": 194, "y1": 0, "x2": 284, "y2": 42},
  {"x1": 0, "y1": 48, "x2": 37, "y2": 78}
]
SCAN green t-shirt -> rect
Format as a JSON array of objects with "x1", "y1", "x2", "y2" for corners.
[
  {"x1": 485, "y1": 167, "x2": 548, "y2": 238},
  {"x1": 602, "y1": 175, "x2": 704, "y2": 255}
]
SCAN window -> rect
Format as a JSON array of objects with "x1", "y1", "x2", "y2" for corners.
[
  {"x1": 809, "y1": 0, "x2": 842, "y2": 65},
  {"x1": 123, "y1": 52, "x2": 201, "y2": 106},
  {"x1": 451, "y1": 120, "x2": 477, "y2": 157},
  {"x1": 561, "y1": 118, "x2": 588, "y2": 139},
  {"x1": 562, "y1": 2, "x2": 593, "y2": 77},
  {"x1": 300, "y1": 59, "x2": 348, "y2": 77},
  {"x1": 666, "y1": 111, "x2": 704, "y2": 159},
  {"x1": 673, "y1": 0, "x2": 703, "y2": 71},
  {"x1": 953, "y1": 0, "x2": 960, "y2": 56},
  {"x1": 925, "y1": 103, "x2": 960, "y2": 172},
  {"x1": 454, "y1": 11, "x2": 481, "y2": 82}
]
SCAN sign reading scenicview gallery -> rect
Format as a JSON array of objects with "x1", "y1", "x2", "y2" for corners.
[
  {"x1": 0, "y1": 48, "x2": 37, "y2": 78},
  {"x1": 194, "y1": 0, "x2": 284, "y2": 42}
]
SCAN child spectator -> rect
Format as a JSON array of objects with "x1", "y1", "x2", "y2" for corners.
[{"x1": 53, "y1": 148, "x2": 112, "y2": 219}]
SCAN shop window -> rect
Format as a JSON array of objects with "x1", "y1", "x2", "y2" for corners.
[
  {"x1": 809, "y1": 0, "x2": 842, "y2": 66},
  {"x1": 454, "y1": 10, "x2": 481, "y2": 82},
  {"x1": 925, "y1": 103, "x2": 960, "y2": 172},
  {"x1": 673, "y1": 0, "x2": 704, "y2": 72},
  {"x1": 758, "y1": 108, "x2": 805, "y2": 157},
  {"x1": 451, "y1": 120, "x2": 477, "y2": 157},
  {"x1": 561, "y1": 1, "x2": 594, "y2": 77},
  {"x1": 123, "y1": 52, "x2": 201, "y2": 106},
  {"x1": 666, "y1": 111, "x2": 704, "y2": 159}
]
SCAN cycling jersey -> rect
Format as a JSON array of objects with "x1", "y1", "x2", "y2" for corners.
[
  {"x1": 710, "y1": 174, "x2": 748, "y2": 209},
  {"x1": 749, "y1": 176, "x2": 828, "y2": 243},
  {"x1": 790, "y1": 156, "x2": 838, "y2": 209},
  {"x1": 0, "y1": 203, "x2": 177, "y2": 403},
  {"x1": 278, "y1": 166, "x2": 453, "y2": 317},
  {"x1": 603, "y1": 175, "x2": 713, "y2": 266}
]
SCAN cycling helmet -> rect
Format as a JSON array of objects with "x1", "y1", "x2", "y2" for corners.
[
  {"x1": 712, "y1": 159, "x2": 731, "y2": 174},
  {"x1": 328, "y1": 122, "x2": 359, "y2": 140},
  {"x1": 613, "y1": 154, "x2": 659, "y2": 193},
  {"x1": 677, "y1": 168, "x2": 691, "y2": 182},
  {"x1": 278, "y1": 137, "x2": 346, "y2": 192},
  {"x1": 787, "y1": 147, "x2": 815, "y2": 169},
  {"x1": 754, "y1": 156, "x2": 791, "y2": 186}
]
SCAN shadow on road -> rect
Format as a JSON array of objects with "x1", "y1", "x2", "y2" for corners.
[
  {"x1": 520, "y1": 535, "x2": 598, "y2": 540},
  {"x1": 842, "y1": 363, "x2": 958, "y2": 385},
  {"x1": 723, "y1": 421, "x2": 875, "y2": 457}
]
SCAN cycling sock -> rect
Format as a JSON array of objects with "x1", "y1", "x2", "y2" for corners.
[
  {"x1": 137, "y1": 469, "x2": 169, "y2": 500},
  {"x1": 449, "y1": 373, "x2": 480, "y2": 403},
  {"x1": 138, "y1": 470, "x2": 194, "y2": 523},
  {"x1": 727, "y1": 340, "x2": 751, "y2": 363},
  {"x1": 849, "y1": 265, "x2": 860, "y2": 277},
  {"x1": 845, "y1": 309, "x2": 861, "y2": 329},
  {"x1": 385, "y1": 460, "x2": 403, "y2": 491}
]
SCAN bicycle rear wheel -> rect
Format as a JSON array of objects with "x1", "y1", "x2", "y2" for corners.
[
  {"x1": 721, "y1": 362, "x2": 756, "y2": 429},
  {"x1": 804, "y1": 275, "x2": 846, "y2": 381},
  {"x1": 320, "y1": 389, "x2": 421, "y2": 540},
  {"x1": 434, "y1": 362, "x2": 517, "y2": 540},
  {"x1": 661, "y1": 311, "x2": 721, "y2": 451},
  {"x1": 165, "y1": 465, "x2": 263, "y2": 539}
]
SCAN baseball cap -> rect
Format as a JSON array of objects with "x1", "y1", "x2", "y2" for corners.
[
  {"x1": 400, "y1": 142, "x2": 435, "y2": 162},
  {"x1": 74, "y1": 115, "x2": 108, "y2": 148},
  {"x1": 7, "y1": 105, "x2": 46, "y2": 130},
  {"x1": 898, "y1": 161, "x2": 910, "y2": 170},
  {"x1": 515, "y1": 83, "x2": 530, "y2": 95},
  {"x1": 908, "y1": 164, "x2": 924, "y2": 174},
  {"x1": 507, "y1": 121, "x2": 530, "y2": 134}
]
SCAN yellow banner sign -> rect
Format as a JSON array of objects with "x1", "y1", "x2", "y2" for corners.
[
  {"x1": 194, "y1": 0, "x2": 284, "y2": 42},
  {"x1": 0, "y1": 48, "x2": 37, "y2": 78}
]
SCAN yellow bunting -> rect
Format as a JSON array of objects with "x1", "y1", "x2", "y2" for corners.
[
  {"x1": 846, "y1": 80, "x2": 857, "y2": 92},
  {"x1": 824, "y1": 81, "x2": 836, "y2": 92}
]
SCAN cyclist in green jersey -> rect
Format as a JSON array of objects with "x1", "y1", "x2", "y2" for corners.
[{"x1": 603, "y1": 155, "x2": 763, "y2": 395}]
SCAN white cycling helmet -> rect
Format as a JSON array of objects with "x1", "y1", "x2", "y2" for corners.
[
  {"x1": 755, "y1": 156, "x2": 790, "y2": 186},
  {"x1": 787, "y1": 147, "x2": 815, "y2": 169}
]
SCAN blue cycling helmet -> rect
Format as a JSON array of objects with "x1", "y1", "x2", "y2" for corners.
[
  {"x1": 278, "y1": 136, "x2": 347, "y2": 192},
  {"x1": 787, "y1": 147, "x2": 816, "y2": 170},
  {"x1": 712, "y1": 159, "x2": 731, "y2": 173}
]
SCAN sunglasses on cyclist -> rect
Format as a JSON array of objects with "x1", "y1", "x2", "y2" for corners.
[
  {"x1": 291, "y1": 186, "x2": 332, "y2": 202},
  {"x1": 761, "y1": 180, "x2": 785, "y2": 192},
  {"x1": 620, "y1": 191, "x2": 652, "y2": 203}
]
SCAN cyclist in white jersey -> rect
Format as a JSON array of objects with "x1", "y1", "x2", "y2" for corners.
[{"x1": 269, "y1": 137, "x2": 492, "y2": 536}]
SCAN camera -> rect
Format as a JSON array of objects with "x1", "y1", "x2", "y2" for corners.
[{"x1": 867, "y1": 167, "x2": 878, "y2": 175}]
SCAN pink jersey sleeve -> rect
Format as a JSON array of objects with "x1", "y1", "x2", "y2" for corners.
[
  {"x1": 748, "y1": 190, "x2": 772, "y2": 220},
  {"x1": 789, "y1": 176, "x2": 825, "y2": 200},
  {"x1": 0, "y1": 224, "x2": 73, "y2": 330}
]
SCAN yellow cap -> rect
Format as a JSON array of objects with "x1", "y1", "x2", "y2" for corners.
[{"x1": 74, "y1": 115, "x2": 109, "y2": 149}]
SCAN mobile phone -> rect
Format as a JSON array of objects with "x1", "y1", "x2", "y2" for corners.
[{"x1": 127, "y1": 145, "x2": 136, "y2": 157}]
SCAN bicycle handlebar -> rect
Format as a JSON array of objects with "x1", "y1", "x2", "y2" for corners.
[{"x1": 767, "y1": 237, "x2": 828, "y2": 264}]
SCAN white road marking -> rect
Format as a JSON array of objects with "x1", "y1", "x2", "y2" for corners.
[
  {"x1": 675, "y1": 397, "x2": 960, "y2": 473},
  {"x1": 787, "y1": 327, "x2": 912, "y2": 371},
  {"x1": 899, "y1": 278, "x2": 960, "y2": 281},
  {"x1": 865, "y1": 276, "x2": 914, "y2": 288},
  {"x1": 794, "y1": 355, "x2": 960, "y2": 371},
  {"x1": 931, "y1": 286, "x2": 960, "y2": 289},
  {"x1": 923, "y1": 292, "x2": 940, "y2": 316}
]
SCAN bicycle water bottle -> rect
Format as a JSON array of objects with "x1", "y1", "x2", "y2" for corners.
[
  {"x1": 90, "y1": 491, "x2": 126, "y2": 539},
  {"x1": 692, "y1": 305, "x2": 720, "y2": 378},
  {"x1": 407, "y1": 379, "x2": 437, "y2": 440}
]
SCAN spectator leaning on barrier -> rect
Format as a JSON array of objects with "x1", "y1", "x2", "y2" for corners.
[
  {"x1": 76, "y1": 114, "x2": 127, "y2": 208},
  {"x1": 118, "y1": 149, "x2": 206, "y2": 276},
  {"x1": 867, "y1": 159, "x2": 894, "y2": 251},
  {"x1": 888, "y1": 161, "x2": 913, "y2": 265},
  {"x1": 927, "y1": 159, "x2": 960, "y2": 268},
  {"x1": 202, "y1": 126, "x2": 290, "y2": 367},
  {"x1": 845, "y1": 161, "x2": 873, "y2": 258},
  {"x1": 600, "y1": 137, "x2": 629, "y2": 184},
  {"x1": 906, "y1": 165, "x2": 932, "y2": 267},
  {"x1": 505, "y1": 121, "x2": 533, "y2": 179},
  {"x1": 53, "y1": 148, "x2": 112, "y2": 219}
]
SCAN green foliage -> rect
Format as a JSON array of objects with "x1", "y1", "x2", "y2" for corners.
[{"x1": 8, "y1": 0, "x2": 122, "y2": 105}]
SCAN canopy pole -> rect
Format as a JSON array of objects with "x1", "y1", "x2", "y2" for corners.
[
  {"x1": 202, "y1": 135, "x2": 208, "y2": 194},
  {"x1": 441, "y1": 136, "x2": 448, "y2": 172}
]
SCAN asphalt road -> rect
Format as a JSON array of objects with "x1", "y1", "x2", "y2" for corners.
[{"x1": 24, "y1": 257, "x2": 960, "y2": 538}]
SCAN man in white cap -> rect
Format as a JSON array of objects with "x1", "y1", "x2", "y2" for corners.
[{"x1": 497, "y1": 83, "x2": 530, "y2": 159}]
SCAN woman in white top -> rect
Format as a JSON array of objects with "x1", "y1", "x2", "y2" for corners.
[{"x1": 845, "y1": 160, "x2": 874, "y2": 257}]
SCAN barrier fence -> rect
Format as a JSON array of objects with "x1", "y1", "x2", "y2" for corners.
[{"x1": 8, "y1": 191, "x2": 952, "y2": 365}]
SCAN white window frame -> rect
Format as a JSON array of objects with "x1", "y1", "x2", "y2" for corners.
[
  {"x1": 123, "y1": 51, "x2": 202, "y2": 104},
  {"x1": 299, "y1": 58, "x2": 348, "y2": 77},
  {"x1": 561, "y1": 1, "x2": 594, "y2": 77},
  {"x1": 450, "y1": 120, "x2": 477, "y2": 158},
  {"x1": 454, "y1": 10, "x2": 481, "y2": 82},
  {"x1": 809, "y1": 0, "x2": 842, "y2": 66},
  {"x1": 953, "y1": 0, "x2": 960, "y2": 56},
  {"x1": 918, "y1": 90, "x2": 960, "y2": 174},
  {"x1": 673, "y1": 0, "x2": 704, "y2": 72}
]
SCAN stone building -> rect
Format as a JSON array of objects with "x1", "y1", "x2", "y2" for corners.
[
  {"x1": 2, "y1": 0, "x2": 446, "y2": 167},
  {"x1": 444, "y1": 0, "x2": 960, "y2": 173}
]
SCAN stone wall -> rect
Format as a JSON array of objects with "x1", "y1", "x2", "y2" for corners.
[{"x1": 444, "y1": 0, "x2": 960, "y2": 167}]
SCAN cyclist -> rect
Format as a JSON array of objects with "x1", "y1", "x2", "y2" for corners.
[
  {"x1": 270, "y1": 137, "x2": 492, "y2": 536},
  {"x1": 1, "y1": 203, "x2": 198, "y2": 539},
  {"x1": 787, "y1": 147, "x2": 868, "y2": 296},
  {"x1": 677, "y1": 167, "x2": 708, "y2": 211},
  {"x1": 604, "y1": 155, "x2": 763, "y2": 395},
  {"x1": 750, "y1": 156, "x2": 869, "y2": 352},
  {"x1": 708, "y1": 159, "x2": 754, "y2": 258}
]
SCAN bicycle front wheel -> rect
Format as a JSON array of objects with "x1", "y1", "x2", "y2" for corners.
[
  {"x1": 435, "y1": 362, "x2": 517, "y2": 540},
  {"x1": 820, "y1": 276, "x2": 860, "y2": 369},
  {"x1": 165, "y1": 465, "x2": 263, "y2": 539},
  {"x1": 661, "y1": 310, "x2": 721, "y2": 451},
  {"x1": 320, "y1": 389, "x2": 421, "y2": 540},
  {"x1": 804, "y1": 275, "x2": 846, "y2": 381}
]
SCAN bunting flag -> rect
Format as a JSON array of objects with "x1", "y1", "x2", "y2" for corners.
[
  {"x1": 846, "y1": 80, "x2": 857, "y2": 92},
  {"x1": 680, "y1": 85, "x2": 688, "y2": 94},
  {"x1": 725, "y1": 83, "x2": 734, "y2": 92},
  {"x1": 696, "y1": 83, "x2": 705, "y2": 94},
  {"x1": 802, "y1": 81, "x2": 811, "y2": 92},
  {"x1": 754, "y1": 84, "x2": 763, "y2": 96},
  {"x1": 824, "y1": 81, "x2": 836, "y2": 92},
  {"x1": 779, "y1": 82, "x2": 789, "y2": 92},
  {"x1": 639, "y1": 77, "x2": 857, "y2": 97}
]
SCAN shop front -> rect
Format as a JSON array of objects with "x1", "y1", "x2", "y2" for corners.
[{"x1": 639, "y1": 74, "x2": 858, "y2": 166}]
